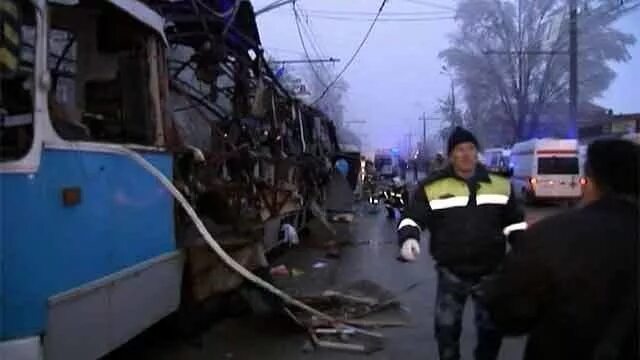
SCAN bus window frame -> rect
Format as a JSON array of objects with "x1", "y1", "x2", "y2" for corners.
[
  {"x1": 0, "y1": 1, "x2": 47, "y2": 173},
  {"x1": 1, "y1": 0, "x2": 170, "y2": 175}
]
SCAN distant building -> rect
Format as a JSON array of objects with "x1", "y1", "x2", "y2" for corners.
[
  {"x1": 578, "y1": 112, "x2": 640, "y2": 143},
  {"x1": 526, "y1": 102, "x2": 639, "y2": 143},
  {"x1": 532, "y1": 102, "x2": 608, "y2": 139}
]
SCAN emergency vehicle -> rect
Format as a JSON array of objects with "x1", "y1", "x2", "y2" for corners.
[
  {"x1": 623, "y1": 132, "x2": 640, "y2": 144},
  {"x1": 482, "y1": 147, "x2": 512, "y2": 174},
  {"x1": 374, "y1": 148, "x2": 401, "y2": 179},
  {"x1": 510, "y1": 138, "x2": 583, "y2": 202}
]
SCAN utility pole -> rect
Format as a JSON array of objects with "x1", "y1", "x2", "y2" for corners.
[
  {"x1": 450, "y1": 81, "x2": 456, "y2": 125},
  {"x1": 421, "y1": 112, "x2": 427, "y2": 150},
  {"x1": 418, "y1": 114, "x2": 440, "y2": 151},
  {"x1": 440, "y1": 66, "x2": 457, "y2": 126},
  {"x1": 569, "y1": 0, "x2": 578, "y2": 138},
  {"x1": 407, "y1": 132, "x2": 413, "y2": 157}
]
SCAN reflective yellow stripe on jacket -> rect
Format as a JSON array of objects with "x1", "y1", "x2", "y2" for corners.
[
  {"x1": 477, "y1": 175, "x2": 511, "y2": 205},
  {"x1": 424, "y1": 178, "x2": 470, "y2": 210},
  {"x1": 423, "y1": 175, "x2": 511, "y2": 210}
]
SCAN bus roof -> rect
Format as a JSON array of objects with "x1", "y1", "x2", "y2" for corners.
[{"x1": 511, "y1": 138, "x2": 578, "y2": 152}]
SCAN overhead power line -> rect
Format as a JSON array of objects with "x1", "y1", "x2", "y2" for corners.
[
  {"x1": 312, "y1": 0, "x2": 389, "y2": 105},
  {"x1": 299, "y1": 9, "x2": 453, "y2": 16},
  {"x1": 297, "y1": 7, "x2": 334, "y2": 75},
  {"x1": 400, "y1": 0, "x2": 456, "y2": 11},
  {"x1": 270, "y1": 58, "x2": 340, "y2": 65},
  {"x1": 301, "y1": 14, "x2": 455, "y2": 22},
  {"x1": 293, "y1": 2, "x2": 328, "y2": 86},
  {"x1": 402, "y1": 0, "x2": 455, "y2": 11}
]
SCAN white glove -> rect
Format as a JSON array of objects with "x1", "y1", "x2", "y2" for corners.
[{"x1": 400, "y1": 239, "x2": 421, "y2": 262}]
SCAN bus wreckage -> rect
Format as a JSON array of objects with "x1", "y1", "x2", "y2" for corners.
[{"x1": 0, "y1": 1, "x2": 343, "y2": 359}]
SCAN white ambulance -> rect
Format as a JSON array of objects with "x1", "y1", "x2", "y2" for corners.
[
  {"x1": 511, "y1": 138, "x2": 583, "y2": 202},
  {"x1": 623, "y1": 132, "x2": 640, "y2": 144}
]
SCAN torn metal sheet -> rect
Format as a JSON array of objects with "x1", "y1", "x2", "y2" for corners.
[
  {"x1": 309, "y1": 201, "x2": 337, "y2": 236},
  {"x1": 290, "y1": 280, "x2": 411, "y2": 329},
  {"x1": 107, "y1": 0, "x2": 169, "y2": 45},
  {"x1": 308, "y1": 329, "x2": 384, "y2": 354}
]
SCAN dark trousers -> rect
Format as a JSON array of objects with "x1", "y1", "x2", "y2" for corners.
[{"x1": 435, "y1": 267, "x2": 502, "y2": 360}]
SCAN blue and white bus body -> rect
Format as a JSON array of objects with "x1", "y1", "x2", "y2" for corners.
[{"x1": 0, "y1": 1, "x2": 182, "y2": 359}]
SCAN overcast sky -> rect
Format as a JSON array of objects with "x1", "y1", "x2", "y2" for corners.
[{"x1": 254, "y1": 0, "x2": 640, "y2": 151}]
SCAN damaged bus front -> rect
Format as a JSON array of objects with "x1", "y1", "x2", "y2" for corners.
[{"x1": 0, "y1": 1, "x2": 182, "y2": 359}]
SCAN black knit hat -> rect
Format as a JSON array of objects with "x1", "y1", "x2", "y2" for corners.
[
  {"x1": 585, "y1": 139, "x2": 639, "y2": 197},
  {"x1": 447, "y1": 126, "x2": 479, "y2": 154}
]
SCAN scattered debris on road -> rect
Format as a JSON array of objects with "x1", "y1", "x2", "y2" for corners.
[
  {"x1": 312, "y1": 261, "x2": 328, "y2": 269},
  {"x1": 283, "y1": 280, "x2": 411, "y2": 354},
  {"x1": 270, "y1": 264, "x2": 290, "y2": 277}
]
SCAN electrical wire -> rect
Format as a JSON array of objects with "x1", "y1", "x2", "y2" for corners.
[
  {"x1": 269, "y1": 10, "x2": 455, "y2": 22},
  {"x1": 297, "y1": 7, "x2": 334, "y2": 75},
  {"x1": 298, "y1": 8, "x2": 328, "y2": 59},
  {"x1": 296, "y1": 8, "x2": 453, "y2": 16},
  {"x1": 400, "y1": 0, "x2": 455, "y2": 11},
  {"x1": 293, "y1": 3, "x2": 327, "y2": 87},
  {"x1": 312, "y1": 0, "x2": 389, "y2": 105},
  {"x1": 302, "y1": 14, "x2": 456, "y2": 22},
  {"x1": 192, "y1": 0, "x2": 239, "y2": 18}
]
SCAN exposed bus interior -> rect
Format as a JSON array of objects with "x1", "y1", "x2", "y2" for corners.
[
  {"x1": 374, "y1": 156, "x2": 393, "y2": 176},
  {"x1": 0, "y1": 4, "x2": 35, "y2": 162},
  {"x1": 47, "y1": 1, "x2": 161, "y2": 145}
]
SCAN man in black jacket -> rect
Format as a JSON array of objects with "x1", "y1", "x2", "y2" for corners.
[
  {"x1": 478, "y1": 139, "x2": 639, "y2": 360},
  {"x1": 398, "y1": 127, "x2": 526, "y2": 360}
]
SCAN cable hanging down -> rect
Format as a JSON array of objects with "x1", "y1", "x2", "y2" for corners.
[
  {"x1": 297, "y1": 7, "x2": 334, "y2": 74},
  {"x1": 311, "y1": 0, "x2": 389, "y2": 105},
  {"x1": 293, "y1": 3, "x2": 327, "y2": 87}
]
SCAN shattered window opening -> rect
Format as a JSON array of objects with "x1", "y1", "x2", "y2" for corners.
[
  {"x1": 48, "y1": 2, "x2": 160, "y2": 145},
  {"x1": 0, "y1": 4, "x2": 35, "y2": 162}
]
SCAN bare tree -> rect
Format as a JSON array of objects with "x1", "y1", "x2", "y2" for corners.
[
  {"x1": 303, "y1": 66, "x2": 349, "y2": 128},
  {"x1": 440, "y1": 0, "x2": 637, "y2": 143}
]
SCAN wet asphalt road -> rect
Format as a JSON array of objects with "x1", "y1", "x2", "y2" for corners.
[{"x1": 106, "y1": 204, "x2": 562, "y2": 360}]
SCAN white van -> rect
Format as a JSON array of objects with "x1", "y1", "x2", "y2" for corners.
[
  {"x1": 511, "y1": 138, "x2": 583, "y2": 202},
  {"x1": 623, "y1": 132, "x2": 640, "y2": 144},
  {"x1": 578, "y1": 145, "x2": 588, "y2": 174}
]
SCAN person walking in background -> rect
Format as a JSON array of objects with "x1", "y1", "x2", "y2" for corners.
[
  {"x1": 397, "y1": 127, "x2": 526, "y2": 360},
  {"x1": 477, "y1": 139, "x2": 639, "y2": 360},
  {"x1": 431, "y1": 152, "x2": 446, "y2": 173}
]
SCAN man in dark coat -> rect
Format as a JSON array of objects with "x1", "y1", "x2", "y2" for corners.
[
  {"x1": 478, "y1": 139, "x2": 639, "y2": 360},
  {"x1": 398, "y1": 127, "x2": 526, "y2": 360}
]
